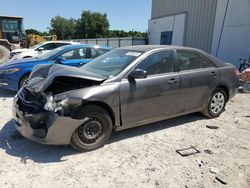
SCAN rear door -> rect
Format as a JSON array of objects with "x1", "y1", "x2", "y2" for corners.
[
  {"x1": 176, "y1": 50, "x2": 218, "y2": 112},
  {"x1": 120, "y1": 50, "x2": 180, "y2": 128}
]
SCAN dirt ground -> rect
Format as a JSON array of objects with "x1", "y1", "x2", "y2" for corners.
[{"x1": 0, "y1": 88, "x2": 249, "y2": 188}]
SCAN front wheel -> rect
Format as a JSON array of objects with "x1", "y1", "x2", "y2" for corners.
[
  {"x1": 19, "y1": 74, "x2": 30, "y2": 89},
  {"x1": 202, "y1": 88, "x2": 227, "y2": 118},
  {"x1": 71, "y1": 105, "x2": 113, "y2": 152}
]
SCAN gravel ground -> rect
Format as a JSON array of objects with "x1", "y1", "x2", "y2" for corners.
[{"x1": 0, "y1": 88, "x2": 249, "y2": 188}]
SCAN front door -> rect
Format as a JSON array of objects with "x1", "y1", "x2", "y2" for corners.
[
  {"x1": 120, "y1": 50, "x2": 179, "y2": 128},
  {"x1": 60, "y1": 47, "x2": 90, "y2": 67}
]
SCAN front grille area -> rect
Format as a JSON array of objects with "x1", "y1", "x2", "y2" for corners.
[
  {"x1": 14, "y1": 120, "x2": 21, "y2": 127},
  {"x1": 16, "y1": 87, "x2": 49, "y2": 138},
  {"x1": 17, "y1": 87, "x2": 46, "y2": 114}
]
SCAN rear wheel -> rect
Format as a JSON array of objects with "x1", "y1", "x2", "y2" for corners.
[
  {"x1": 71, "y1": 105, "x2": 113, "y2": 152},
  {"x1": 202, "y1": 88, "x2": 227, "y2": 118}
]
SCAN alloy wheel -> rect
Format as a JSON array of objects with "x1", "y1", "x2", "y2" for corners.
[{"x1": 210, "y1": 92, "x2": 225, "y2": 114}]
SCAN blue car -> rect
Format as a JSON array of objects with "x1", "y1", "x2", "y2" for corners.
[{"x1": 0, "y1": 44, "x2": 112, "y2": 91}]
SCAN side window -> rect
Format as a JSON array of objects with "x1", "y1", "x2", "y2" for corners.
[
  {"x1": 135, "y1": 51, "x2": 174, "y2": 75},
  {"x1": 40, "y1": 43, "x2": 56, "y2": 50},
  {"x1": 61, "y1": 48, "x2": 86, "y2": 60},
  {"x1": 79, "y1": 48, "x2": 87, "y2": 58},
  {"x1": 177, "y1": 50, "x2": 215, "y2": 71},
  {"x1": 55, "y1": 43, "x2": 70, "y2": 48},
  {"x1": 61, "y1": 50, "x2": 74, "y2": 60},
  {"x1": 90, "y1": 48, "x2": 109, "y2": 58}
]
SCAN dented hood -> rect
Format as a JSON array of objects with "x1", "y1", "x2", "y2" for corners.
[{"x1": 27, "y1": 64, "x2": 107, "y2": 93}]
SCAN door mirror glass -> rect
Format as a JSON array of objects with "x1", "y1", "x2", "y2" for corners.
[
  {"x1": 128, "y1": 69, "x2": 147, "y2": 81},
  {"x1": 55, "y1": 56, "x2": 65, "y2": 64}
]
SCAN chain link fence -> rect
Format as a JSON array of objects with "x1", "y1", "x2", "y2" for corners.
[{"x1": 68, "y1": 37, "x2": 147, "y2": 48}]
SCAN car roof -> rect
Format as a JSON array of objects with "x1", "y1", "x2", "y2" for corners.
[
  {"x1": 118, "y1": 45, "x2": 199, "y2": 52},
  {"x1": 61, "y1": 44, "x2": 112, "y2": 50},
  {"x1": 42, "y1": 41, "x2": 76, "y2": 44}
]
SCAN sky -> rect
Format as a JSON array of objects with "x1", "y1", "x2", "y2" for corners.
[{"x1": 0, "y1": 0, "x2": 152, "y2": 32}]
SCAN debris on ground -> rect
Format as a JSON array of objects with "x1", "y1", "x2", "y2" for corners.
[
  {"x1": 196, "y1": 159, "x2": 204, "y2": 167},
  {"x1": 204, "y1": 149, "x2": 213, "y2": 154},
  {"x1": 215, "y1": 175, "x2": 227, "y2": 185},
  {"x1": 243, "y1": 115, "x2": 250, "y2": 118},
  {"x1": 176, "y1": 147, "x2": 200, "y2": 157},
  {"x1": 206, "y1": 125, "x2": 219, "y2": 129},
  {"x1": 209, "y1": 167, "x2": 219, "y2": 174}
]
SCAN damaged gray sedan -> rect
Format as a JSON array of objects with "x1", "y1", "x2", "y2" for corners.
[{"x1": 12, "y1": 45, "x2": 239, "y2": 151}]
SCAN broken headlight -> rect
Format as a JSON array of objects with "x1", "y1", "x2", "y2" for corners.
[{"x1": 44, "y1": 93, "x2": 69, "y2": 113}]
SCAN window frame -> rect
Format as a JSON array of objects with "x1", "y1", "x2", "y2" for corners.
[
  {"x1": 175, "y1": 49, "x2": 216, "y2": 72},
  {"x1": 51, "y1": 47, "x2": 87, "y2": 61},
  {"x1": 36, "y1": 43, "x2": 56, "y2": 51},
  {"x1": 54, "y1": 42, "x2": 70, "y2": 48}
]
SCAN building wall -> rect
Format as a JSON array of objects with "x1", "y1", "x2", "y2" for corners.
[
  {"x1": 148, "y1": 13, "x2": 186, "y2": 45},
  {"x1": 211, "y1": 0, "x2": 250, "y2": 66},
  {"x1": 150, "y1": 0, "x2": 217, "y2": 52}
]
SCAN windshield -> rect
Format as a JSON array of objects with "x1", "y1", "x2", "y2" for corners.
[
  {"x1": 81, "y1": 49, "x2": 143, "y2": 77},
  {"x1": 2, "y1": 20, "x2": 19, "y2": 32},
  {"x1": 37, "y1": 47, "x2": 64, "y2": 60}
]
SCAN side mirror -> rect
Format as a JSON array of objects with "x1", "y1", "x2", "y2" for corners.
[
  {"x1": 55, "y1": 56, "x2": 65, "y2": 64},
  {"x1": 128, "y1": 69, "x2": 147, "y2": 81},
  {"x1": 37, "y1": 47, "x2": 44, "y2": 51}
]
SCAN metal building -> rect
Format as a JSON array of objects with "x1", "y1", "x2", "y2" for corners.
[{"x1": 148, "y1": 0, "x2": 250, "y2": 66}]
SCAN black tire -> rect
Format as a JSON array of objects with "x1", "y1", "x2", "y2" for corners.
[
  {"x1": 19, "y1": 74, "x2": 30, "y2": 89},
  {"x1": 202, "y1": 88, "x2": 227, "y2": 118},
  {"x1": 71, "y1": 105, "x2": 113, "y2": 152}
]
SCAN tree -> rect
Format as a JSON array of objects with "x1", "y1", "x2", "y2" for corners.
[
  {"x1": 74, "y1": 11, "x2": 109, "y2": 38},
  {"x1": 49, "y1": 16, "x2": 76, "y2": 39},
  {"x1": 48, "y1": 11, "x2": 146, "y2": 39},
  {"x1": 25, "y1": 29, "x2": 42, "y2": 35},
  {"x1": 107, "y1": 30, "x2": 146, "y2": 38}
]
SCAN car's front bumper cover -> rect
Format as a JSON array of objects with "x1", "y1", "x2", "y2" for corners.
[
  {"x1": 0, "y1": 76, "x2": 18, "y2": 91},
  {"x1": 12, "y1": 90, "x2": 86, "y2": 145}
]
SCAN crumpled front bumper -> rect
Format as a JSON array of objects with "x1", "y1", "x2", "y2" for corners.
[{"x1": 12, "y1": 91, "x2": 86, "y2": 145}]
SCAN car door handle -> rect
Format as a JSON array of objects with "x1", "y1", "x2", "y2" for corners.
[
  {"x1": 210, "y1": 71, "x2": 217, "y2": 77},
  {"x1": 168, "y1": 78, "x2": 178, "y2": 85},
  {"x1": 80, "y1": 62, "x2": 84, "y2": 65}
]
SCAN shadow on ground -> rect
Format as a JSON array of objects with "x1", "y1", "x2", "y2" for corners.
[
  {"x1": 0, "y1": 89, "x2": 16, "y2": 98},
  {"x1": 0, "y1": 113, "x2": 205, "y2": 163}
]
